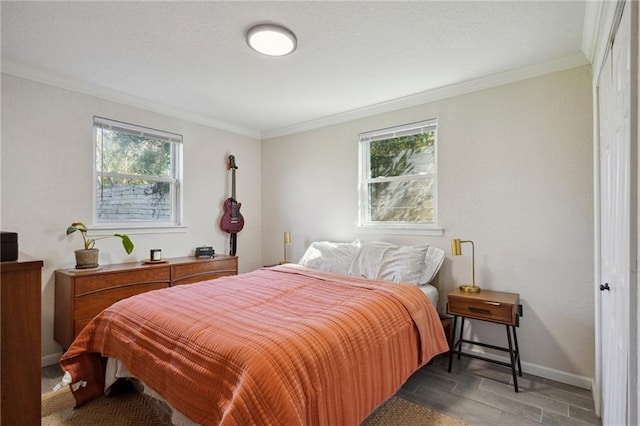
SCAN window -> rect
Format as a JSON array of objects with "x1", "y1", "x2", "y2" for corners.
[
  {"x1": 93, "y1": 117, "x2": 182, "y2": 227},
  {"x1": 358, "y1": 119, "x2": 438, "y2": 231}
]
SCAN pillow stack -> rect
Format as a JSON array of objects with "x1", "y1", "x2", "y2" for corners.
[{"x1": 298, "y1": 239, "x2": 445, "y2": 285}]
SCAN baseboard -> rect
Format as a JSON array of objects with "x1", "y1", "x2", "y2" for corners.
[
  {"x1": 464, "y1": 348, "x2": 593, "y2": 390},
  {"x1": 42, "y1": 351, "x2": 63, "y2": 368}
]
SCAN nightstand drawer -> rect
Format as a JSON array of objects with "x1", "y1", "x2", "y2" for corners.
[{"x1": 448, "y1": 297, "x2": 515, "y2": 324}]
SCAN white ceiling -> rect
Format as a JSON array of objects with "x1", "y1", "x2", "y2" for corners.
[{"x1": 1, "y1": 1, "x2": 590, "y2": 139}]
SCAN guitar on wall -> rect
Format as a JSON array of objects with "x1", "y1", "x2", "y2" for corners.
[{"x1": 220, "y1": 155, "x2": 244, "y2": 256}]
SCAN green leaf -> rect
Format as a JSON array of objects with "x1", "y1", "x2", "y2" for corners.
[
  {"x1": 115, "y1": 234, "x2": 134, "y2": 254},
  {"x1": 66, "y1": 222, "x2": 88, "y2": 235}
]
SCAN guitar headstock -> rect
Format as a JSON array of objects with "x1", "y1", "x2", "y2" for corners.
[{"x1": 227, "y1": 155, "x2": 238, "y2": 170}]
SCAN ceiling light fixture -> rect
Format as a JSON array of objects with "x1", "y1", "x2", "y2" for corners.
[{"x1": 246, "y1": 24, "x2": 297, "y2": 57}]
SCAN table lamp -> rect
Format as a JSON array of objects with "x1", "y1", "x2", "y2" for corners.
[
  {"x1": 451, "y1": 238, "x2": 480, "y2": 293},
  {"x1": 282, "y1": 231, "x2": 292, "y2": 264}
]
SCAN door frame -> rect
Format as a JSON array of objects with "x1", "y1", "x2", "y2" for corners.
[{"x1": 592, "y1": 0, "x2": 638, "y2": 422}]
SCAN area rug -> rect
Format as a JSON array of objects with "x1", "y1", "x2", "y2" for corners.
[{"x1": 42, "y1": 385, "x2": 467, "y2": 426}]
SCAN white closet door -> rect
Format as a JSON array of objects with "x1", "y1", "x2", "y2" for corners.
[{"x1": 598, "y1": 4, "x2": 631, "y2": 425}]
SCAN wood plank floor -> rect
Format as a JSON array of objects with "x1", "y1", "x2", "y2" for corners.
[
  {"x1": 401, "y1": 355, "x2": 600, "y2": 426},
  {"x1": 42, "y1": 355, "x2": 600, "y2": 425}
]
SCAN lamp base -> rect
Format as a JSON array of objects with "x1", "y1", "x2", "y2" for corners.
[{"x1": 460, "y1": 284, "x2": 481, "y2": 293}]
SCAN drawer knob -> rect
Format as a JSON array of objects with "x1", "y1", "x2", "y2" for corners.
[{"x1": 600, "y1": 283, "x2": 610, "y2": 291}]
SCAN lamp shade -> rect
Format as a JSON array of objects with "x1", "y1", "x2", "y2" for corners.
[{"x1": 451, "y1": 239, "x2": 462, "y2": 256}]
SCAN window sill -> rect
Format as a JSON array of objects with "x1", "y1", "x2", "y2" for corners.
[
  {"x1": 356, "y1": 224, "x2": 444, "y2": 237},
  {"x1": 87, "y1": 224, "x2": 188, "y2": 236}
]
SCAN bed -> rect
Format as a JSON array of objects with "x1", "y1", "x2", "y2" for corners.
[{"x1": 59, "y1": 241, "x2": 448, "y2": 425}]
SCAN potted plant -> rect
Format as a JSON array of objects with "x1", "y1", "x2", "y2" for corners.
[{"x1": 66, "y1": 222, "x2": 134, "y2": 269}]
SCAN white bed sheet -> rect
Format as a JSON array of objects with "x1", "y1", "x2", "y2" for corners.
[{"x1": 419, "y1": 283, "x2": 439, "y2": 308}]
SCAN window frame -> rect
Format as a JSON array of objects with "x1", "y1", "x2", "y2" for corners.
[
  {"x1": 92, "y1": 116, "x2": 184, "y2": 231},
  {"x1": 357, "y1": 118, "x2": 442, "y2": 235}
]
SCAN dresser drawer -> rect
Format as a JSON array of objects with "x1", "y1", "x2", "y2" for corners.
[
  {"x1": 74, "y1": 268, "x2": 170, "y2": 296},
  {"x1": 448, "y1": 297, "x2": 515, "y2": 324},
  {"x1": 172, "y1": 258, "x2": 237, "y2": 285},
  {"x1": 173, "y1": 270, "x2": 237, "y2": 285},
  {"x1": 74, "y1": 282, "x2": 169, "y2": 320}
]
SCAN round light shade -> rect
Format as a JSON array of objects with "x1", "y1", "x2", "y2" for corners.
[{"x1": 246, "y1": 24, "x2": 297, "y2": 56}]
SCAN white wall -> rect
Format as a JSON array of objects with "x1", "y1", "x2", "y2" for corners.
[
  {"x1": 1, "y1": 74, "x2": 263, "y2": 365},
  {"x1": 262, "y1": 66, "x2": 594, "y2": 383}
]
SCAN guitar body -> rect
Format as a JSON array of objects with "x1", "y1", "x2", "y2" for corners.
[{"x1": 220, "y1": 198, "x2": 244, "y2": 233}]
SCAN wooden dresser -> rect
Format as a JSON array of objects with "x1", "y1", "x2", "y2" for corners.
[
  {"x1": 0, "y1": 253, "x2": 43, "y2": 426},
  {"x1": 54, "y1": 255, "x2": 237, "y2": 349}
]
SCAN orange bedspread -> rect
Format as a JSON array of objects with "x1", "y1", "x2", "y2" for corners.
[{"x1": 60, "y1": 264, "x2": 448, "y2": 425}]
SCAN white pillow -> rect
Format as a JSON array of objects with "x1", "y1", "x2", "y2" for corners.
[
  {"x1": 348, "y1": 241, "x2": 445, "y2": 285},
  {"x1": 298, "y1": 240, "x2": 361, "y2": 275},
  {"x1": 378, "y1": 244, "x2": 430, "y2": 284},
  {"x1": 422, "y1": 245, "x2": 446, "y2": 284},
  {"x1": 347, "y1": 241, "x2": 393, "y2": 279}
]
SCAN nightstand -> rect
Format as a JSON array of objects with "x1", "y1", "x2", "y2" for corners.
[{"x1": 446, "y1": 288, "x2": 523, "y2": 392}]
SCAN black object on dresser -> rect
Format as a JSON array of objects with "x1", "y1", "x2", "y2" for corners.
[{"x1": 0, "y1": 231, "x2": 19, "y2": 261}]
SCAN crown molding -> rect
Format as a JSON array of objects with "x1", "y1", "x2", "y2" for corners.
[
  {"x1": 261, "y1": 52, "x2": 590, "y2": 140},
  {"x1": 1, "y1": 61, "x2": 261, "y2": 139}
]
